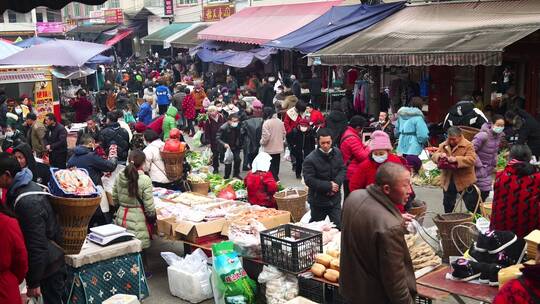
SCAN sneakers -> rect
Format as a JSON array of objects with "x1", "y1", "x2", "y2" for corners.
[
  {"x1": 450, "y1": 258, "x2": 483, "y2": 281},
  {"x1": 478, "y1": 263, "x2": 503, "y2": 286},
  {"x1": 468, "y1": 244, "x2": 497, "y2": 264},
  {"x1": 475, "y1": 230, "x2": 517, "y2": 254}
]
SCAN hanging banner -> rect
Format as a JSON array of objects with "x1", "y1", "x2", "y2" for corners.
[
  {"x1": 203, "y1": 4, "x2": 235, "y2": 22},
  {"x1": 34, "y1": 80, "x2": 54, "y2": 122},
  {"x1": 104, "y1": 8, "x2": 123, "y2": 24},
  {"x1": 36, "y1": 22, "x2": 65, "y2": 34},
  {"x1": 164, "y1": 0, "x2": 174, "y2": 16}
]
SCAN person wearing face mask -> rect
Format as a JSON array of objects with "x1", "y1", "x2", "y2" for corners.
[
  {"x1": 203, "y1": 106, "x2": 226, "y2": 174},
  {"x1": 1, "y1": 125, "x2": 26, "y2": 152},
  {"x1": 339, "y1": 116, "x2": 370, "y2": 197},
  {"x1": 260, "y1": 107, "x2": 286, "y2": 180},
  {"x1": 432, "y1": 126, "x2": 477, "y2": 213},
  {"x1": 302, "y1": 128, "x2": 346, "y2": 229},
  {"x1": 217, "y1": 114, "x2": 243, "y2": 179},
  {"x1": 289, "y1": 118, "x2": 316, "y2": 179},
  {"x1": 68, "y1": 134, "x2": 117, "y2": 225},
  {"x1": 370, "y1": 111, "x2": 395, "y2": 145},
  {"x1": 349, "y1": 131, "x2": 409, "y2": 211},
  {"x1": 224, "y1": 101, "x2": 240, "y2": 117},
  {"x1": 471, "y1": 115, "x2": 505, "y2": 201}
]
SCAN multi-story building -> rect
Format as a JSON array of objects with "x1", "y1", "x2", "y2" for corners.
[{"x1": 0, "y1": 7, "x2": 64, "y2": 40}]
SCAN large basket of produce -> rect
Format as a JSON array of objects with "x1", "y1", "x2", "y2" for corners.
[
  {"x1": 457, "y1": 126, "x2": 480, "y2": 141},
  {"x1": 49, "y1": 168, "x2": 98, "y2": 197},
  {"x1": 274, "y1": 189, "x2": 307, "y2": 223},
  {"x1": 160, "y1": 150, "x2": 186, "y2": 181},
  {"x1": 432, "y1": 213, "x2": 473, "y2": 261},
  {"x1": 260, "y1": 224, "x2": 322, "y2": 273},
  {"x1": 49, "y1": 194, "x2": 101, "y2": 254},
  {"x1": 187, "y1": 173, "x2": 210, "y2": 195}
]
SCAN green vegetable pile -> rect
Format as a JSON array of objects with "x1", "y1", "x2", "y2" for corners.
[
  {"x1": 186, "y1": 150, "x2": 212, "y2": 170},
  {"x1": 413, "y1": 166, "x2": 441, "y2": 187},
  {"x1": 496, "y1": 149, "x2": 508, "y2": 171},
  {"x1": 196, "y1": 113, "x2": 208, "y2": 123},
  {"x1": 207, "y1": 173, "x2": 246, "y2": 194}
]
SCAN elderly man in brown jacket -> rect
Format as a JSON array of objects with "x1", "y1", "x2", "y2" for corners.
[
  {"x1": 340, "y1": 162, "x2": 416, "y2": 304},
  {"x1": 432, "y1": 126, "x2": 477, "y2": 213}
]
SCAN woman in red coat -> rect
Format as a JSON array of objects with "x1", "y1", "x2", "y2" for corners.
[
  {"x1": 0, "y1": 205, "x2": 28, "y2": 303},
  {"x1": 493, "y1": 243, "x2": 540, "y2": 304},
  {"x1": 349, "y1": 130, "x2": 408, "y2": 212},
  {"x1": 244, "y1": 152, "x2": 278, "y2": 208},
  {"x1": 182, "y1": 88, "x2": 197, "y2": 136},
  {"x1": 306, "y1": 103, "x2": 325, "y2": 129},
  {"x1": 491, "y1": 144, "x2": 540, "y2": 238}
]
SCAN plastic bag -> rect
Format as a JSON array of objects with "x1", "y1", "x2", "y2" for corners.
[
  {"x1": 217, "y1": 185, "x2": 237, "y2": 200},
  {"x1": 193, "y1": 130, "x2": 203, "y2": 148},
  {"x1": 162, "y1": 249, "x2": 213, "y2": 303},
  {"x1": 224, "y1": 147, "x2": 234, "y2": 165},
  {"x1": 258, "y1": 266, "x2": 298, "y2": 304},
  {"x1": 228, "y1": 220, "x2": 266, "y2": 258},
  {"x1": 283, "y1": 148, "x2": 291, "y2": 162},
  {"x1": 26, "y1": 297, "x2": 43, "y2": 304},
  {"x1": 212, "y1": 241, "x2": 257, "y2": 304}
]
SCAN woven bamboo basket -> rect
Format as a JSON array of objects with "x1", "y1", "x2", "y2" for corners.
[
  {"x1": 274, "y1": 189, "x2": 308, "y2": 223},
  {"x1": 49, "y1": 195, "x2": 101, "y2": 254},
  {"x1": 433, "y1": 213, "x2": 473, "y2": 261},
  {"x1": 160, "y1": 150, "x2": 186, "y2": 181},
  {"x1": 408, "y1": 200, "x2": 427, "y2": 224},
  {"x1": 458, "y1": 126, "x2": 480, "y2": 141},
  {"x1": 190, "y1": 181, "x2": 210, "y2": 195}
]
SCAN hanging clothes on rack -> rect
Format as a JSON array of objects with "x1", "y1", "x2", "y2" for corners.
[{"x1": 353, "y1": 80, "x2": 368, "y2": 114}]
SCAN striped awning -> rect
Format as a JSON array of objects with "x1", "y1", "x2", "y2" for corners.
[{"x1": 309, "y1": 0, "x2": 540, "y2": 66}]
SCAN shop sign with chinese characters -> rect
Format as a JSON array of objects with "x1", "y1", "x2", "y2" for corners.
[{"x1": 203, "y1": 4, "x2": 235, "y2": 22}]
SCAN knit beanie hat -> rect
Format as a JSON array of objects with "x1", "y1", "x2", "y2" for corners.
[{"x1": 370, "y1": 130, "x2": 392, "y2": 151}]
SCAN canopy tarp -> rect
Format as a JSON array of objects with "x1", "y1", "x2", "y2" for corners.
[
  {"x1": 66, "y1": 24, "x2": 117, "y2": 42},
  {"x1": 190, "y1": 41, "x2": 277, "y2": 68},
  {"x1": 14, "y1": 36, "x2": 54, "y2": 48},
  {"x1": 0, "y1": 40, "x2": 22, "y2": 60},
  {"x1": 104, "y1": 29, "x2": 133, "y2": 46},
  {"x1": 265, "y1": 2, "x2": 404, "y2": 53},
  {"x1": 197, "y1": 1, "x2": 340, "y2": 45},
  {"x1": 165, "y1": 23, "x2": 211, "y2": 49},
  {"x1": 51, "y1": 65, "x2": 96, "y2": 79},
  {"x1": 0, "y1": 40, "x2": 111, "y2": 67},
  {"x1": 308, "y1": 0, "x2": 540, "y2": 66},
  {"x1": 142, "y1": 23, "x2": 194, "y2": 46}
]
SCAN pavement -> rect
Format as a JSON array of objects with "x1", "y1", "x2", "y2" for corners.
[{"x1": 142, "y1": 138, "x2": 475, "y2": 304}]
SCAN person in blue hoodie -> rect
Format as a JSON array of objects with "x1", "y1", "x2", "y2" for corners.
[
  {"x1": 155, "y1": 80, "x2": 171, "y2": 115},
  {"x1": 138, "y1": 97, "x2": 153, "y2": 125},
  {"x1": 395, "y1": 97, "x2": 429, "y2": 173},
  {"x1": 68, "y1": 134, "x2": 117, "y2": 225}
]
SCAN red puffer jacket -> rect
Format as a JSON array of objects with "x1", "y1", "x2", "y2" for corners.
[
  {"x1": 339, "y1": 126, "x2": 370, "y2": 181},
  {"x1": 349, "y1": 153, "x2": 407, "y2": 213},
  {"x1": 0, "y1": 212, "x2": 28, "y2": 304},
  {"x1": 309, "y1": 109, "x2": 325, "y2": 128},
  {"x1": 244, "y1": 171, "x2": 278, "y2": 208},
  {"x1": 491, "y1": 163, "x2": 540, "y2": 238},
  {"x1": 182, "y1": 94, "x2": 196, "y2": 120}
]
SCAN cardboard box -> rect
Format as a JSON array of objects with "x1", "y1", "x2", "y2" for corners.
[
  {"x1": 524, "y1": 229, "x2": 540, "y2": 260},
  {"x1": 156, "y1": 217, "x2": 177, "y2": 238},
  {"x1": 221, "y1": 211, "x2": 291, "y2": 236},
  {"x1": 175, "y1": 218, "x2": 227, "y2": 243}
]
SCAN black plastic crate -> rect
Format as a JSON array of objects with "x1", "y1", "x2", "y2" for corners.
[
  {"x1": 416, "y1": 296, "x2": 432, "y2": 304},
  {"x1": 298, "y1": 275, "x2": 324, "y2": 303},
  {"x1": 260, "y1": 224, "x2": 323, "y2": 273},
  {"x1": 325, "y1": 283, "x2": 345, "y2": 304}
]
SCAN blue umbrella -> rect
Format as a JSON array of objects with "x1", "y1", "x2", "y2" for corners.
[
  {"x1": 87, "y1": 54, "x2": 114, "y2": 65},
  {"x1": 15, "y1": 36, "x2": 55, "y2": 48}
]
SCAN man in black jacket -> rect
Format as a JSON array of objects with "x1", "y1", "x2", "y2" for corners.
[
  {"x1": 43, "y1": 113, "x2": 68, "y2": 169},
  {"x1": 0, "y1": 153, "x2": 66, "y2": 303},
  {"x1": 303, "y1": 128, "x2": 346, "y2": 229},
  {"x1": 217, "y1": 113, "x2": 243, "y2": 179},
  {"x1": 100, "y1": 111, "x2": 131, "y2": 162},
  {"x1": 505, "y1": 109, "x2": 540, "y2": 159},
  {"x1": 76, "y1": 116, "x2": 100, "y2": 146}
]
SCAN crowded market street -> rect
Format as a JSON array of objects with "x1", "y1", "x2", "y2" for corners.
[{"x1": 1, "y1": 1, "x2": 540, "y2": 304}]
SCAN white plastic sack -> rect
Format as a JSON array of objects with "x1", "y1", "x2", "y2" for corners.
[
  {"x1": 101, "y1": 164, "x2": 126, "y2": 193},
  {"x1": 163, "y1": 249, "x2": 213, "y2": 303},
  {"x1": 258, "y1": 266, "x2": 299, "y2": 304},
  {"x1": 283, "y1": 148, "x2": 291, "y2": 162},
  {"x1": 224, "y1": 147, "x2": 234, "y2": 165}
]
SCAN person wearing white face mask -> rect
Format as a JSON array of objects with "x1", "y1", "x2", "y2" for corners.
[
  {"x1": 472, "y1": 114, "x2": 505, "y2": 201},
  {"x1": 1, "y1": 125, "x2": 26, "y2": 152},
  {"x1": 217, "y1": 114, "x2": 243, "y2": 179},
  {"x1": 349, "y1": 131, "x2": 411, "y2": 214}
]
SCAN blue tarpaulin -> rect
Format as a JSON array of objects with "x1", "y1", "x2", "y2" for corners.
[
  {"x1": 264, "y1": 2, "x2": 405, "y2": 54},
  {"x1": 190, "y1": 41, "x2": 277, "y2": 68}
]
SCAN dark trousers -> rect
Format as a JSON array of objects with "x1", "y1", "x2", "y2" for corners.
[
  {"x1": 186, "y1": 119, "x2": 195, "y2": 135},
  {"x1": 270, "y1": 153, "x2": 281, "y2": 181},
  {"x1": 443, "y1": 178, "x2": 459, "y2": 213},
  {"x1": 158, "y1": 104, "x2": 168, "y2": 115},
  {"x1": 481, "y1": 191, "x2": 490, "y2": 202},
  {"x1": 310, "y1": 203, "x2": 342, "y2": 230},
  {"x1": 153, "y1": 181, "x2": 182, "y2": 191},
  {"x1": 244, "y1": 151, "x2": 257, "y2": 170},
  {"x1": 343, "y1": 179, "x2": 351, "y2": 199},
  {"x1": 50, "y1": 151, "x2": 67, "y2": 169},
  {"x1": 42, "y1": 265, "x2": 67, "y2": 304},
  {"x1": 224, "y1": 149, "x2": 241, "y2": 178},
  {"x1": 293, "y1": 150, "x2": 305, "y2": 178},
  {"x1": 211, "y1": 146, "x2": 220, "y2": 173}
]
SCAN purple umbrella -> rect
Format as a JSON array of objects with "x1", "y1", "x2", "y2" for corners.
[{"x1": 0, "y1": 39, "x2": 111, "y2": 67}]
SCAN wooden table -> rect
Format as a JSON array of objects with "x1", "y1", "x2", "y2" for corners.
[{"x1": 417, "y1": 266, "x2": 498, "y2": 304}]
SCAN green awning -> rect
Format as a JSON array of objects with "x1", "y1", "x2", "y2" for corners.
[{"x1": 142, "y1": 23, "x2": 194, "y2": 46}]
